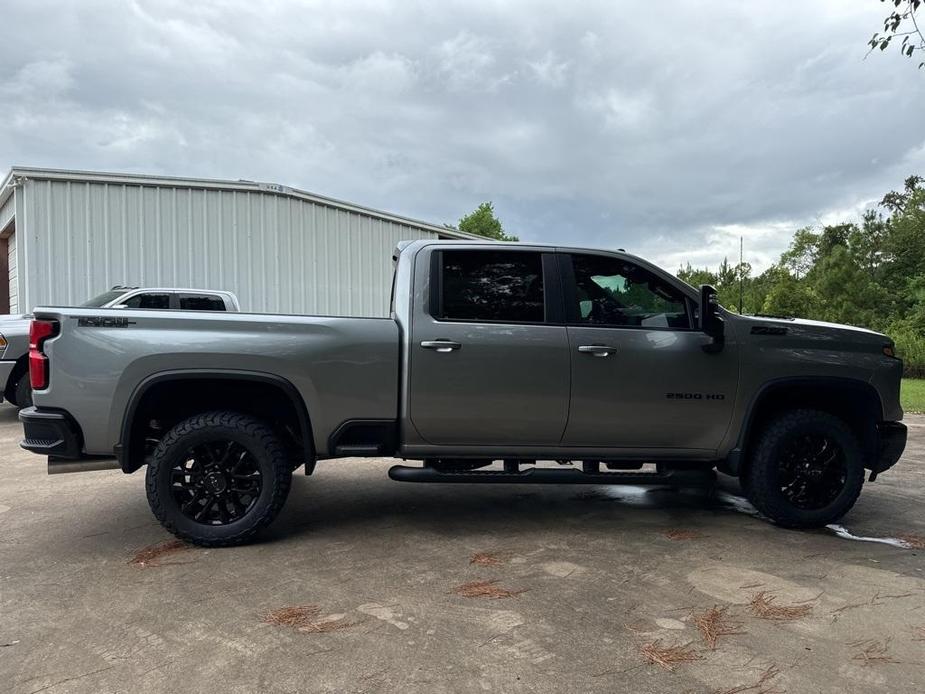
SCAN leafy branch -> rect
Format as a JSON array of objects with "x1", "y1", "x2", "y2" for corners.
[{"x1": 867, "y1": 0, "x2": 924, "y2": 69}]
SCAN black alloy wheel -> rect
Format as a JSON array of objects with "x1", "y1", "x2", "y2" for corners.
[
  {"x1": 777, "y1": 433, "x2": 848, "y2": 511},
  {"x1": 170, "y1": 440, "x2": 264, "y2": 525}
]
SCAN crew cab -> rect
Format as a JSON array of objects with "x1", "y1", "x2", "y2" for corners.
[{"x1": 19, "y1": 241, "x2": 906, "y2": 546}]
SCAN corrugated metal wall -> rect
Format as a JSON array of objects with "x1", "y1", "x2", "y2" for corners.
[
  {"x1": 19, "y1": 179, "x2": 442, "y2": 316},
  {"x1": 8, "y1": 232, "x2": 17, "y2": 314},
  {"x1": 0, "y1": 190, "x2": 14, "y2": 231}
]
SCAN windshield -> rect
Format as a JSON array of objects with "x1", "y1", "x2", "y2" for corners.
[{"x1": 81, "y1": 290, "x2": 126, "y2": 307}]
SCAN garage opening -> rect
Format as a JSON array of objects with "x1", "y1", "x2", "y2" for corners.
[{"x1": 0, "y1": 222, "x2": 11, "y2": 315}]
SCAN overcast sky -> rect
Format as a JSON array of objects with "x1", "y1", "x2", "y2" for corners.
[{"x1": 2, "y1": 0, "x2": 923, "y2": 272}]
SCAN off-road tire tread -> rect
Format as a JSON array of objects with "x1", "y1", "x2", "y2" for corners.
[
  {"x1": 146, "y1": 411, "x2": 292, "y2": 547},
  {"x1": 744, "y1": 408, "x2": 864, "y2": 529}
]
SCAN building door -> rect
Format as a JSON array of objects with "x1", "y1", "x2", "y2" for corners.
[{"x1": 0, "y1": 228, "x2": 11, "y2": 315}]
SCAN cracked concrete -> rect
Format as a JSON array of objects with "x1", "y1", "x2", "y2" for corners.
[{"x1": 1, "y1": 405, "x2": 923, "y2": 693}]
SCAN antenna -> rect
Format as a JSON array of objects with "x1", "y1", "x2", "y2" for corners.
[{"x1": 738, "y1": 236, "x2": 744, "y2": 314}]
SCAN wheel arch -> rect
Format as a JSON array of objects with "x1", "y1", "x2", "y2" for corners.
[
  {"x1": 118, "y1": 370, "x2": 315, "y2": 473},
  {"x1": 4, "y1": 353, "x2": 29, "y2": 403},
  {"x1": 729, "y1": 376, "x2": 882, "y2": 477}
]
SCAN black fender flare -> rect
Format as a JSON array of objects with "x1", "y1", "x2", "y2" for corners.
[
  {"x1": 724, "y1": 376, "x2": 883, "y2": 476},
  {"x1": 117, "y1": 369, "x2": 315, "y2": 473}
]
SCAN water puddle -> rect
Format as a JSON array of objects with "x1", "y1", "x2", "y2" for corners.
[
  {"x1": 586, "y1": 486, "x2": 920, "y2": 551},
  {"x1": 713, "y1": 490, "x2": 762, "y2": 517},
  {"x1": 825, "y1": 524, "x2": 917, "y2": 549}
]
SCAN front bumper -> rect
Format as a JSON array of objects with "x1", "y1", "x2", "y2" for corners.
[
  {"x1": 20, "y1": 407, "x2": 119, "y2": 473},
  {"x1": 871, "y1": 421, "x2": 907, "y2": 479}
]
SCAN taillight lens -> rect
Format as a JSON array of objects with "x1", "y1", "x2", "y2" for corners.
[{"x1": 29, "y1": 320, "x2": 58, "y2": 390}]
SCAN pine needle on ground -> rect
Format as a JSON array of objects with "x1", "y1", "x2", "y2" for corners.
[
  {"x1": 639, "y1": 640, "x2": 701, "y2": 670},
  {"x1": 695, "y1": 605, "x2": 746, "y2": 649},
  {"x1": 452, "y1": 580, "x2": 526, "y2": 599},
  {"x1": 263, "y1": 605, "x2": 354, "y2": 633},
  {"x1": 128, "y1": 539, "x2": 191, "y2": 567},
  {"x1": 747, "y1": 591, "x2": 813, "y2": 621}
]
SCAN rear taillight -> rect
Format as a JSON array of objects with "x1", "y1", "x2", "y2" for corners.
[{"x1": 29, "y1": 320, "x2": 59, "y2": 390}]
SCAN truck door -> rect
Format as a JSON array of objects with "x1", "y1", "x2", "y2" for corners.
[
  {"x1": 408, "y1": 247, "x2": 570, "y2": 446},
  {"x1": 560, "y1": 252, "x2": 738, "y2": 452}
]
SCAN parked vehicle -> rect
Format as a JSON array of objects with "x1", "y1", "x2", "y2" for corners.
[
  {"x1": 20, "y1": 241, "x2": 906, "y2": 546},
  {"x1": 1, "y1": 287, "x2": 238, "y2": 408}
]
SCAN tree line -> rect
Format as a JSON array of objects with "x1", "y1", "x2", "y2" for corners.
[{"x1": 677, "y1": 175, "x2": 925, "y2": 377}]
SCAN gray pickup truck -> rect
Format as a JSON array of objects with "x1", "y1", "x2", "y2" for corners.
[{"x1": 20, "y1": 241, "x2": 907, "y2": 546}]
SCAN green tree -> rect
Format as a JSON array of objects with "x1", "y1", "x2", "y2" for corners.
[
  {"x1": 456, "y1": 202, "x2": 519, "y2": 242},
  {"x1": 867, "y1": 0, "x2": 924, "y2": 69}
]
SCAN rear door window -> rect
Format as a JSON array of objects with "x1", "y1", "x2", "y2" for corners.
[
  {"x1": 122, "y1": 293, "x2": 171, "y2": 309},
  {"x1": 436, "y1": 250, "x2": 545, "y2": 323},
  {"x1": 178, "y1": 294, "x2": 226, "y2": 311}
]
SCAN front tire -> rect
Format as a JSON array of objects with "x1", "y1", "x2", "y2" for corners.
[
  {"x1": 743, "y1": 409, "x2": 864, "y2": 528},
  {"x1": 145, "y1": 411, "x2": 292, "y2": 547}
]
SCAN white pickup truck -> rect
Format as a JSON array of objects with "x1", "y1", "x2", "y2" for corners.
[{"x1": 1, "y1": 286, "x2": 238, "y2": 407}]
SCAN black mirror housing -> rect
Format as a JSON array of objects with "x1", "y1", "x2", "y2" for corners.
[{"x1": 699, "y1": 284, "x2": 725, "y2": 352}]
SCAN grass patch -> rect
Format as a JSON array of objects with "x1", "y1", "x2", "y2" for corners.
[{"x1": 901, "y1": 378, "x2": 925, "y2": 414}]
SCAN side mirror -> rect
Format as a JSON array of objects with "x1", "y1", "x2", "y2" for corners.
[
  {"x1": 111, "y1": 304, "x2": 128, "y2": 310},
  {"x1": 699, "y1": 284, "x2": 725, "y2": 353}
]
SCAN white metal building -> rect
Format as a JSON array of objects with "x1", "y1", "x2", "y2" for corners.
[{"x1": 0, "y1": 167, "x2": 476, "y2": 316}]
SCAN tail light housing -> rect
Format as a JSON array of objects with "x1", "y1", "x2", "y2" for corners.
[{"x1": 29, "y1": 319, "x2": 59, "y2": 390}]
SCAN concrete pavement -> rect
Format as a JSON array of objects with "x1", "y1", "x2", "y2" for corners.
[{"x1": 1, "y1": 404, "x2": 923, "y2": 693}]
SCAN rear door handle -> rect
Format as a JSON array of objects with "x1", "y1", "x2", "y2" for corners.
[
  {"x1": 577, "y1": 344, "x2": 616, "y2": 357},
  {"x1": 420, "y1": 340, "x2": 462, "y2": 353}
]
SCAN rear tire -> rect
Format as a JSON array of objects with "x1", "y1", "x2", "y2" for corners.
[
  {"x1": 743, "y1": 409, "x2": 864, "y2": 528},
  {"x1": 145, "y1": 411, "x2": 292, "y2": 547}
]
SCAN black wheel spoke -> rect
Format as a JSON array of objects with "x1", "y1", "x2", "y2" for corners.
[
  {"x1": 777, "y1": 432, "x2": 847, "y2": 510},
  {"x1": 169, "y1": 438, "x2": 262, "y2": 526}
]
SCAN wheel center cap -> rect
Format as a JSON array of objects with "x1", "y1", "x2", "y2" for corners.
[{"x1": 205, "y1": 473, "x2": 227, "y2": 494}]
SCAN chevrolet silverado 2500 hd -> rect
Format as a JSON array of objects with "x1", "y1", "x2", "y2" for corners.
[{"x1": 19, "y1": 241, "x2": 907, "y2": 546}]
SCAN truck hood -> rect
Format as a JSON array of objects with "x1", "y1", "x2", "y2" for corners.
[{"x1": 735, "y1": 313, "x2": 888, "y2": 345}]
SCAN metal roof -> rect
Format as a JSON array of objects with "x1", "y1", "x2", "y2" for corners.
[{"x1": 0, "y1": 165, "x2": 482, "y2": 240}]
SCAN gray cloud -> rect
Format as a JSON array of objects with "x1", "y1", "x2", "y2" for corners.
[{"x1": 2, "y1": 0, "x2": 923, "y2": 272}]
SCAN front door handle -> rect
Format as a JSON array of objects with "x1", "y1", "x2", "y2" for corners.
[
  {"x1": 577, "y1": 344, "x2": 616, "y2": 357},
  {"x1": 420, "y1": 340, "x2": 462, "y2": 353}
]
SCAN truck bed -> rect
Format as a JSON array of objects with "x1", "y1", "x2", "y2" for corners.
[{"x1": 31, "y1": 307, "x2": 400, "y2": 457}]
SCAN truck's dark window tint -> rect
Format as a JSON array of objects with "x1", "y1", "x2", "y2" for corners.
[
  {"x1": 570, "y1": 254, "x2": 690, "y2": 329},
  {"x1": 123, "y1": 293, "x2": 170, "y2": 309},
  {"x1": 179, "y1": 294, "x2": 225, "y2": 311},
  {"x1": 440, "y1": 251, "x2": 544, "y2": 323}
]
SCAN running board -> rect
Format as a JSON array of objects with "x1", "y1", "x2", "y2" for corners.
[{"x1": 388, "y1": 465, "x2": 714, "y2": 486}]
